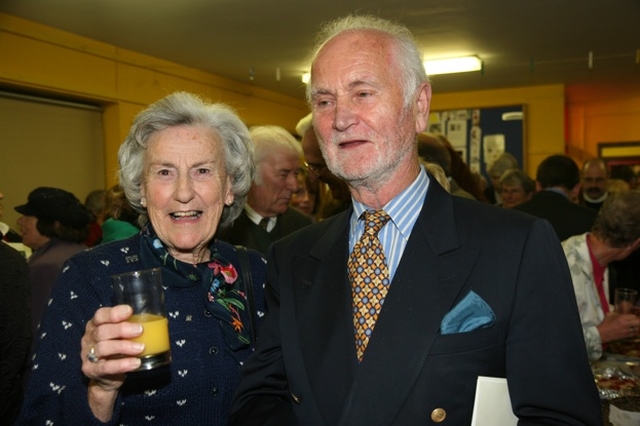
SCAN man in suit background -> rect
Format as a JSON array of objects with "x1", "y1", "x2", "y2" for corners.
[
  {"x1": 231, "y1": 14, "x2": 601, "y2": 425},
  {"x1": 579, "y1": 158, "x2": 610, "y2": 211},
  {"x1": 514, "y1": 154, "x2": 598, "y2": 242},
  {"x1": 217, "y1": 125, "x2": 312, "y2": 255}
]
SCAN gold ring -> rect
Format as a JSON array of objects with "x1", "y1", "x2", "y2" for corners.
[{"x1": 87, "y1": 346, "x2": 99, "y2": 363}]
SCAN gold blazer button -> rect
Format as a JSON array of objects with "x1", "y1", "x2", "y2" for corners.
[
  {"x1": 431, "y1": 408, "x2": 446, "y2": 422},
  {"x1": 291, "y1": 393, "x2": 301, "y2": 405}
]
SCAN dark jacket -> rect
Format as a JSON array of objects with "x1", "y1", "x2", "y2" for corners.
[
  {"x1": 231, "y1": 181, "x2": 601, "y2": 425},
  {"x1": 513, "y1": 190, "x2": 597, "y2": 242}
]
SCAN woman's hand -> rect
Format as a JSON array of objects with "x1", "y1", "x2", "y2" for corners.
[{"x1": 81, "y1": 305, "x2": 145, "y2": 421}]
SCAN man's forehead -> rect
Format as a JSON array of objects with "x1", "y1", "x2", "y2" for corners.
[{"x1": 313, "y1": 30, "x2": 393, "y2": 71}]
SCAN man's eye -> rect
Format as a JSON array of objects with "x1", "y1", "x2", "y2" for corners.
[{"x1": 314, "y1": 98, "x2": 332, "y2": 109}]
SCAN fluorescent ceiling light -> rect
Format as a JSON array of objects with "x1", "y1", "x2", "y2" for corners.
[
  {"x1": 301, "y1": 55, "x2": 482, "y2": 83},
  {"x1": 423, "y1": 56, "x2": 482, "y2": 75}
]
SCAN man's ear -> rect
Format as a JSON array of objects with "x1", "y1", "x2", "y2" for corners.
[{"x1": 414, "y1": 82, "x2": 432, "y2": 134}]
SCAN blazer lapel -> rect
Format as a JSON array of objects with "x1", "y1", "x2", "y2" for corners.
[
  {"x1": 338, "y1": 181, "x2": 480, "y2": 425},
  {"x1": 291, "y1": 210, "x2": 360, "y2": 425}
]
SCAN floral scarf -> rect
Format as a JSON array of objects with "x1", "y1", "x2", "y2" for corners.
[{"x1": 138, "y1": 224, "x2": 252, "y2": 351}]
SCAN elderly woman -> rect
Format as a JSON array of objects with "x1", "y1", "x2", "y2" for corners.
[
  {"x1": 498, "y1": 168, "x2": 535, "y2": 208},
  {"x1": 17, "y1": 92, "x2": 266, "y2": 425}
]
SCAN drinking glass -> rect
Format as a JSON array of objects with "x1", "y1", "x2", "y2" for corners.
[
  {"x1": 112, "y1": 268, "x2": 171, "y2": 370},
  {"x1": 614, "y1": 288, "x2": 638, "y2": 314}
]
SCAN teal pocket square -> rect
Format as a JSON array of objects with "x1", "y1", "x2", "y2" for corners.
[{"x1": 440, "y1": 291, "x2": 496, "y2": 335}]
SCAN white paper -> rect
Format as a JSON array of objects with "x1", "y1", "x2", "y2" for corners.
[
  {"x1": 610, "y1": 404, "x2": 640, "y2": 426},
  {"x1": 471, "y1": 376, "x2": 517, "y2": 426},
  {"x1": 447, "y1": 119, "x2": 468, "y2": 148}
]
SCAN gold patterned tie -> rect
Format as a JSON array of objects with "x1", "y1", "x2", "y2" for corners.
[{"x1": 349, "y1": 209, "x2": 391, "y2": 362}]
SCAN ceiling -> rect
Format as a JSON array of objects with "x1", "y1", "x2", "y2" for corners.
[{"x1": 1, "y1": 0, "x2": 639, "y2": 101}]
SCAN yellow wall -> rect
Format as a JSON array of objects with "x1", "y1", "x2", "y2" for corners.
[
  {"x1": 566, "y1": 82, "x2": 640, "y2": 164},
  {"x1": 2, "y1": 13, "x2": 638, "y2": 184},
  {"x1": 0, "y1": 13, "x2": 307, "y2": 187}
]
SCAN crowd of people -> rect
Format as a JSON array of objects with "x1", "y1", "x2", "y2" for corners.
[{"x1": 3, "y1": 12, "x2": 640, "y2": 426}]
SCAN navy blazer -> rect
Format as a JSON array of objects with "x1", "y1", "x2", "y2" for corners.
[{"x1": 231, "y1": 180, "x2": 601, "y2": 425}]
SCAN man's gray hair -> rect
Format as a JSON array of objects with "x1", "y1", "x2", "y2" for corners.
[
  {"x1": 305, "y1": 14, "x2": 428, "y2": 108},
  {"x1": 249, "y1": 125, "x2": 302, "y2": 184},
  {"x1": 592, "y1": 190, "x2": 640, "y2": 248}
]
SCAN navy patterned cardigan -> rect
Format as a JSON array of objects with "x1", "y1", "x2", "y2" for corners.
[{"x1": 16, "y1": 234, "x2": 266, "y2": 426}]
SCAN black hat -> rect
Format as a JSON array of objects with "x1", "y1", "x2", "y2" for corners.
[{"x1": 15, "y1": 187, "x2": 93, "y2": 229}]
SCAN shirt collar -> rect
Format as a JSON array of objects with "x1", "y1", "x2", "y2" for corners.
[
  {"x1": 351, "y1": 165, "x2": 429, "y2": 240},
  {"x1": 244, "y1": 204, "x2": 276, "y2": 228}
]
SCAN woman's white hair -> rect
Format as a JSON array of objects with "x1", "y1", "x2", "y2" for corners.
[{"x1": 118, "y1": 91, "x2": 254, "y2": 229}]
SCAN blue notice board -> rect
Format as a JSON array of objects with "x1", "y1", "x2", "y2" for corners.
[{"x1": 428, "y1": 105, "x2": 524, "y2": 182}]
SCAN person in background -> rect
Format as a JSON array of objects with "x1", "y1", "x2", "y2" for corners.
[
  {"x1": 514, "y1": 154, "x2": 598, "y2": 242},
  {"x1": 296, "y1": 113, "x2": 351, "y2": 217},
  {"x1": 0, "y1": 239, "x2": 30, "y2": 425},
  {"x1": 84, "y1": 189, "x2": 106, "y2": 246},
  {"x1": 483, "y1": 152, "x2": 519, "y2": 205},
  {"x1": 562, "y1": 190, "x2": 640, "y2": 361},
  {"x1": 579, "y1": 158, "x2": 609, "y2": 211},
  {"x1": 417, "y1": 132, "x2": 474, "y2": 200},
  {"x1": 217, "y1": 125, "x2": 312, "y2": 256},
  {"x1": 230, "y1": 14, "x2": 600, "y2": 425},
  {"x1": 15, "y1": 187, "x2": 92, "y2": 345},
  {"x1": 438, "y1": 134, "x2": 487, "y2": 202},
  {"x1": 498, "y1": 168, "x2": 535, "y2": 208},
  {"x1": 16, "y1": 92, "x2": 266, "y2": 425},
  {"x1": 610, "y1": 164, "x2": 638, "y2": 190},
  {"x1": 0, "y1": 190, "x2": 22, "y2": 243},
  {"x1": 101, "y1": 184, "x2": 140, "y2": 244},
  {"x1": 290, "y1": 167, "x2": 321, "y2": 221}
]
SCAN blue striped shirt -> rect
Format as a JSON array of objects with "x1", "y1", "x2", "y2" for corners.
[{"x1": 349, "y1": 166, "x2": 430, "y2": 281}]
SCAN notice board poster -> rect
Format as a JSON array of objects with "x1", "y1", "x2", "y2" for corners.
[{"x1": 428, "y1": 105, "x2": 524, "y2": 181}]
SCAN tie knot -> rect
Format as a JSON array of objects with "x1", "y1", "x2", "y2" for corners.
[
  {"x1": 259, "y1": 217, "x2": 270, "y2": 230},
  {"x1": 361, "y1": 210, "x2": 390, "y2": 236}
]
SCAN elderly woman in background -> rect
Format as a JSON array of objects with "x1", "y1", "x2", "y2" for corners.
[
  {"x1": 484, "y1": 152, "x2": 519, "y2": 205},
  {"x1": 17, "y1": 92, "x2": 266, "y2": 425},
  {"x1": 498, "y1": 168, "x2": 535, "y2": 208}
]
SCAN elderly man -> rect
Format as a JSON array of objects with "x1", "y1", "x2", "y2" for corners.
[
  {"x1": 231, "y1": 15, "x2": 600, "y2": 425},
  {"x1": 563, "y1": 190, "x2": 640, "y2": 361},
  {"x1": 218, "y1": 125, "x2": 312, "y2": 255},
  {"x1": 580, "y1": 158, "x2": 610, "y2": 211}
]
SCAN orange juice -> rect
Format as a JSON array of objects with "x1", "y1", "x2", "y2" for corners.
[{"x1": 129, "y1": 314, "x2": 170, "y2": 356}]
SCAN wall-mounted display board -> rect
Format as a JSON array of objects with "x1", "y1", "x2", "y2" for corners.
[{"x1": 428, "y1": 105, "x2": 525, "y2": 181}]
